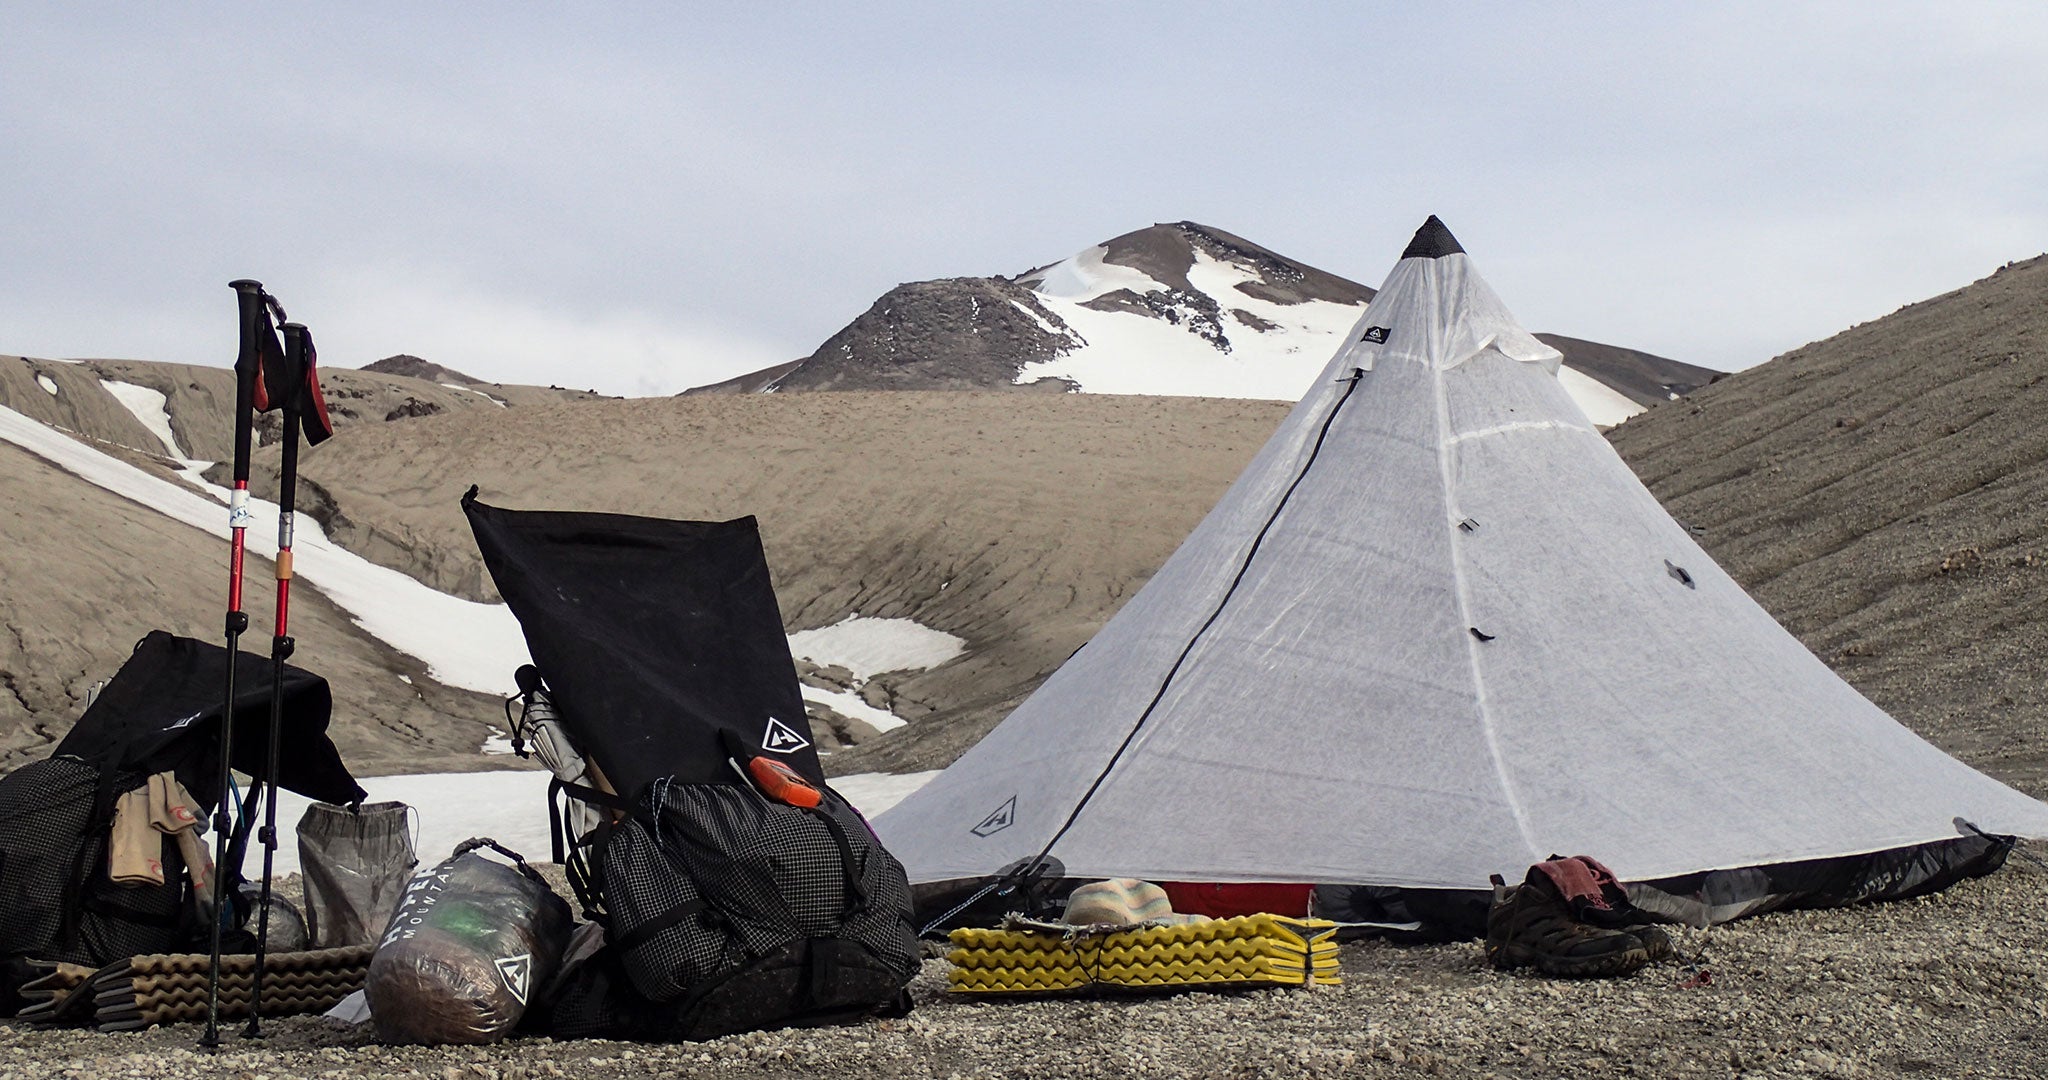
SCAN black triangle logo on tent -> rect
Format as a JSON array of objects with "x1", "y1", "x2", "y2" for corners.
[
  {"x1": 495, "y1": 953, "x2": 532, "y2": 1005},
  {"x1": 761, "y1": 716, "x2": 811, "y2": 754},
  {"x1": 1362, "y1": 325, "x2": 1390, "y2": 344},
  {"x1": 971, "y1": 795, "x2": 1017, "y2": 837}
]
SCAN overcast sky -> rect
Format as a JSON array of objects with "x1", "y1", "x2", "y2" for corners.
[{"x1": 4, "y1": 4, "x2": 2044, "y2": 396}]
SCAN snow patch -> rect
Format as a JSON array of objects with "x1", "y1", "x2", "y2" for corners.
[
  {"x1": 1018, "y1": 251, "x2": 1362, "y2": 399},
  {"x1": 36, "y1": 374, "x2": 58, "y2": 396},
  {"x1": 788, "y1": 615, "x2": 965, "y2": 681},
  {"x1": 1028, "y1": 244, "x2": 1170, "y2": 302},
  {"x1": 1, "y1": 406, "x2": 965, "y2": 713},
  {"x1": 0, "y1": 403, "x2": 532, "y2": 695},
  {"x1": 443, "y1": 383, "x2": 508, "y2": 408},
  {"x1": 1016, "y1": 248, "x2": 1649, "y2": 422},
  {"x1": 1556, "y1": 365, "x2": 1646, "y2": 427},
  {"x1": 1006, "y1": 299, "x2": 1068, "y2": 341},
  {"x1": 789, "y1": 615, "x2": 965, "y2": 733},
  {"x1": 831, "y1": 771, "x2": 940, "y2": 817},
  {"x1": 100, "y1": 379, "x2": 188, "y2": 458},
  {"x1": 803, "y1": 685, "x2": 906, "y2": 733}
]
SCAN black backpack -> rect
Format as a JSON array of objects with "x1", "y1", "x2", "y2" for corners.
[
  {"x1": 540, "y1": 768, "x2": 921, "y2": 1042},
  {"x1": 463, "y1": 496, "x2": 925, "y2": 1041},
  {"x1": 0, "y1": 632, "x2": 363, "y2": 1016},
  {"x1": 0, "y1": 757, "x2": 193, "y2": 1014}
]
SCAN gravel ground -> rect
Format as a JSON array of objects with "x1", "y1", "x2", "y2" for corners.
[{"x1": 6, "y1": 857, "x2": 2044, "y2": 1079}]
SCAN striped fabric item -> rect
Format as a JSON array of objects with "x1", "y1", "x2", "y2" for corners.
[
  {"x1": 1060, "y1": 878, "x2": 1184, "y2": 926},
  {"x1": 947, "y1": 914, "x2": 1340, "y2": 994}
]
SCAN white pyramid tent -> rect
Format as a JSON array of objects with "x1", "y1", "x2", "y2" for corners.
[{"x1": 874, "y1": 217, "x2": 2048, "y2": 903}]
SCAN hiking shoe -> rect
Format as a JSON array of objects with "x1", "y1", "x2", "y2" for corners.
[
  {"x1": 1485, "y1": 876, "x2": 1651, "y2": 978},
  {"x1": 1626, "y1": 922, "x2": 1676, "y2": 963},
  {"x1": 1517, "y1": 855, "x2": 1677, "y2": 967}
]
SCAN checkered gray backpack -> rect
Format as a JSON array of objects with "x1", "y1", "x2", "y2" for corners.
[
  {"x1": 540, "y1": 768, "x2": 921, "y2": 1041},
  {"x1": 0, "y1": 756, "x2": 192, "y2": 1015}
]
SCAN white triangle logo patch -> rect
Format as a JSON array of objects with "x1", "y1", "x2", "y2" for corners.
[
  {"x1": 495, "y1": 953, "x2": 532, "y2": 1005},
  {"x1": 761, "y1": 716, "x2": 811, "y2": 754},
  {"x1": 972, "y1": 795, "x2": 1017, "y2": 837}
]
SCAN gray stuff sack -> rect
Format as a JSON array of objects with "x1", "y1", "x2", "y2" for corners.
[{"x1": 298, "y1": 800, "x2": 416, "y2": 948}]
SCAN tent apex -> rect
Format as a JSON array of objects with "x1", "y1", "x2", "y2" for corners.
[{"x1": 1402, "y1": 215, "x2": 1466, "y2": 260}]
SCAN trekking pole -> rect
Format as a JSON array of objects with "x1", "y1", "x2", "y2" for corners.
[
  {"x1": 241, "y1": 319, "x2": 312, "y2": 1039},
  {"x1": 201, "y1": 279, "x2": 273, "y2": 1050}
]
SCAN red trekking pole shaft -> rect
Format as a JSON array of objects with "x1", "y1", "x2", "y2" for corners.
[
  {"x1": 243, "y1": 321, "x2": 309, "y2": 1038},
  {"x1": 201, "y1": 279, "x2": 268, "y2": 1050}
]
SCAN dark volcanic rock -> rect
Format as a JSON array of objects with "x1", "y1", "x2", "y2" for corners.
[
  {"x1": 383, "y1": 396, "x2": 446, "y2": 421},
  {"x1": 361, "y1": 354, "x2": 483, "y2": 385},
  {"x1": 1076, "y1": 221, "x2": 1375, "y2": 308},
  {"x1": 1081, "y1": 287, "x2": 1232, "y2": 351},
  {"x1": 755, "y1": 278, "x2": 1081, "y2": 392}
]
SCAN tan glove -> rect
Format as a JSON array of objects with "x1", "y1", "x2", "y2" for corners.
[
  {"x1": 108, "y1": 786, "x2": 165, "y2": 887},
  {"x1": 147, "y1": 772, "x2": 203, "y2": 833},
  {"x1": 147, "y1": 772, "x2": 214, "y2": 899}
]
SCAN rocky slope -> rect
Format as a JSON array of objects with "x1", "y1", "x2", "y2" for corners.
[
  {"x1": 0, "y1": 437, "x2": 506, "y2": 774},
  {"x1": 1609, "y1": 254, "x2": 2048, "y2": 792},
  {"x1": 0, "y1": 353, "x2": 606, "y2": 772},
  {"x1": 0, "y1": 353, "x2": 603, "y2": 463},
  {"x1": 289, "y1": 391, "x2": 1291, "y2": 770}
]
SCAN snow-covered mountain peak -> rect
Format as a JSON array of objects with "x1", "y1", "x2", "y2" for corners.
[{"x1": 683, "y1": 221, "x2": 1717, "y2": 423}]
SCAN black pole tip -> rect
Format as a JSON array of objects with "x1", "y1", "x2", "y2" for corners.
[
  {"x1": 1400, "y1": 216, "x2": 1465, "y2": 260},
  {"x1": 229, "y1": 279, "x2": 264, "y2": 292}
]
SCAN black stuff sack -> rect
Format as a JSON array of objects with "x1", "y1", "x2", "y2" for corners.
[{"x1": 366, "y1": 839, "x2": 572, "y2": 1045}]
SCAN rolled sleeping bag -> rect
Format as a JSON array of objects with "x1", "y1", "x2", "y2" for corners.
[{"x1": 366, "y1": 838, "x2": 572, "y2": 1044}]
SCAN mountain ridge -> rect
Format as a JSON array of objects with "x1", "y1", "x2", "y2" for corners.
[{"x1": 689, "y1": 221, "x2": 1718, "y2": 421}]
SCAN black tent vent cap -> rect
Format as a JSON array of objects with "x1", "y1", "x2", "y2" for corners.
[
  {"x1": 1470, "y1": 627, "x2": 1495, "y2": 642},
  {"x1": 1402, "y1": 215, "x2": 1466, "y2": 260}
]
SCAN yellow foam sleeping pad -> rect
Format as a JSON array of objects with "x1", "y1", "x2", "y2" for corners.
[{"x1": 947, "y1": 913, "x2": 1340, "y2": 993}]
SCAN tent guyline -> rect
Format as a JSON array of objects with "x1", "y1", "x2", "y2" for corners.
[{"x1": 1013, "y1": 365, "x2": 1369, "y2": 886}]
